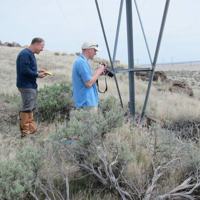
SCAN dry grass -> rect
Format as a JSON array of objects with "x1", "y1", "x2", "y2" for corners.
[
  {"x1": 0, "y1": 46, "x2": 75, "y2": 94},
  {"x1": 101, "y1": 76, "x2": 200, "y2": 122},
  {"x1": 1, "y1": 45, "x2": 200, "y2": 123},
  {"x1": 0, "y1": 44, "x2": 200, "y2": 199}
]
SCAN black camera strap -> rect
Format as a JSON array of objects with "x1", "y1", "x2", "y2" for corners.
[{"x1": 96, "y1": 77, "x2": 108, "y2": 93}]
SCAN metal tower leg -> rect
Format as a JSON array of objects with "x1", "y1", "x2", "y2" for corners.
[
  {"x1": 126, "y1": 0, "x2": 135, "y2": 118},
  {"x1": 141, "y1": 0, "x2": 171, "y2": 120}
]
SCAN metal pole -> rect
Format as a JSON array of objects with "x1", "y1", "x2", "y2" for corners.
[
  {"x1": 112, "y1": 0, "x2": 124, "y2": 63},
  {"x1": 94, "y1": 0, "x2": 123, "y2": 107},
  {"x1": 141, "y1": 0, "x2": 171, "y2": 120},
  {"x1": 126, "y1": 0, "x2": 135, "y2": 117},
  {"x1": 133, "y1": 0, "x2": 153, "y2": 65}
]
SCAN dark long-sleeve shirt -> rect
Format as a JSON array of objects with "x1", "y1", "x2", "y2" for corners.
[{"x1": 16, "y1": 48, "x2": 38, "y2": 89}]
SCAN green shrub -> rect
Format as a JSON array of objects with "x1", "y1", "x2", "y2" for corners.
[
  {"x1": 16, "y1": 146, "x2": 43, "y2": 177},
  {"x1": 100, "y1": 96, "x2": 124, "y2": 131},
  {"x1": 0, "y1": 161, "x2": 29, "y2": 200},
  {"x1": 54, "y1": 96, "x2": 124, "y2": 143},
  {"x1": 0, "y1": 147, "x2": 42, "y2": 200},
  {"x1": 37, "y1": 83, "x2": 73, "y2": 122},
  {"x1": 64, "y1": 109, "x2": 107, "y2": 144}
]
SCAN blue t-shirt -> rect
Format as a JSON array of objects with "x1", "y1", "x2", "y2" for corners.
[
  {"x1": 16, "y1": 48, "x2": 38, "y2": 89},
  {"x1": 72, "y1": 55, "x2": 98, "y2": 108}
]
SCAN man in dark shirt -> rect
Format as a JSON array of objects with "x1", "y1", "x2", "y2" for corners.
[{"x1": 16, "y1": 37, "x2": 47, "y2": 137}]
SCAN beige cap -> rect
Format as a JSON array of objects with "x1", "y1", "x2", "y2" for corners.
[{"x1": 81, "y1": 42, "x2": 99, "y2": 51}]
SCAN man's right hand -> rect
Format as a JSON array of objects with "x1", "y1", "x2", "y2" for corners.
[
  {"x1": 85, "y1": 64, "x2": 106, "y2": 88},
  {"x1": 38, "y1": 69, "x2": 47, "y2": 78},
  {"x1": 96, "y1": 64, "x2": 106, "y2": 76}
]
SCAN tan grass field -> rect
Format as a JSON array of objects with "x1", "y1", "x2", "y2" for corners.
[
  {"x1": 156, "y1": 62, "x2": 200, "y2": 71},
  {"x1": 0, "y1": 45, "x2": 200, "y2": 199},
  {"x1": 0, "y1": 45, "x2": 200, "y2": 122}
]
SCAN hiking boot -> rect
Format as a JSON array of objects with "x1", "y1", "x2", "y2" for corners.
[
  {"x1": 28, "y1": 112, "x2": 37, "y2": 134},
  {"x1": 19, "y1": 112, "x2": 31, "y2": 137}
]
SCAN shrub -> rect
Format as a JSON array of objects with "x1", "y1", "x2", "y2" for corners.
[
  {"x1": 61, "y1": 52, "x2": 67, "y2": 56},
  {"x1": 0, "y1": 161, "x2": 30, "y2": 200},
  {"x1": 44, "y1": 97, "x2": 128, "y2": 199},
  {"x1": 55, "y1": 96, "x2": 124, "y2": 143},
  {"x1": 16, "y1": 146, "x2": 43, "y2": 177},
  {"x1": 100, "y1": 96, "x2": 124, "y2": 130},
  {"x1": 0, "y1": 146, "x2": 42, "y2": 200},
  {"x1": 37, "y1": 83, "x2": 73, "y2": 122},
  {"x1": 56, "y1": 121, "x2": 200, "y2": 199},
  {"x1": 64, "y1": 109, "x2": 106, "y2": 142},
  {"x1": 54, "y1": 52, "x2": 60, "y2": 56}
]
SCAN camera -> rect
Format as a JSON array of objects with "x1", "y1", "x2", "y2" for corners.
[
  {"x1": 104, "y1": 68, "x2": 114, "y2": 77},
  {"x1": 100, "y1": 63, "x2": 114, "y2": 77}
]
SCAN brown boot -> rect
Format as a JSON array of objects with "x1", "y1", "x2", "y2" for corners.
[
  {"x1": 28, "y1": 112, "x2": 37, "y2": 134},
  {"x1": 19, "y1": 112, "x2": 31, "y2": 137}
]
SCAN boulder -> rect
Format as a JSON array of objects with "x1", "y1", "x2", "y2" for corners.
[
  {"x1": 136, "y1": 71, "x2": 167, "y2": 82},
  {"x1": 169, "y1": 80, "x2": 194, "y2": 97},
  {"x1": 153, "y1": 71, "x2": 167, "y2": 82},
  {"x1": 3, "y1": 41, "x2": 21, "y2": 47},
  {"x1": 11, "y1": 42, "x2": 21, "y2": 47},
  {"x1": 135, "y1": 71, "x2": 149, "y2": 81},
  {"x1": 3, "y1": 42, "x2": 13, "y2": 47}
]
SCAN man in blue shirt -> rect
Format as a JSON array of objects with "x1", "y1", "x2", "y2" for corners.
[
  {"x1": 16, "y1": 37, "x2": 47, "y2": 137},
  {"x1": 72, "y1": 42, "x2": 105, "y2": 109}
]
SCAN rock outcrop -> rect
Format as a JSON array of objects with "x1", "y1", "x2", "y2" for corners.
[
  {"x1": 169, "y1": 80, "x2": 194, "y2": 97},
  {"x1": 136, "y1": 71, "x2": 167, "y2": 82},
  {"x1": 0, "y1": 41, "x2": 21, "y2": 47}
]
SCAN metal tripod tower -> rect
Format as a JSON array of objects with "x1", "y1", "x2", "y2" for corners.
[{"x1": 95, "y1": 0, "x2": 171, "y2": 120}]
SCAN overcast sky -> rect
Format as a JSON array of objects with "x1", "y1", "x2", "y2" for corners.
[{"x1": 0, "y1": 0, "x2": 200, "y2": 64}]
